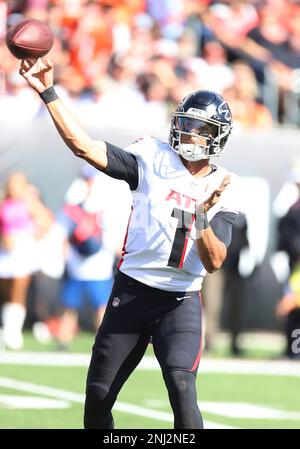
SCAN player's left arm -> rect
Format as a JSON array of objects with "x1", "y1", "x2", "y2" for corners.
[{"x1": 195, "y1": 175, "x2": 235, "y2": 273}]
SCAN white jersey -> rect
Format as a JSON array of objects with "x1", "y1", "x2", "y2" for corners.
[{"x1": 118, "y1": 136, "x2": 243, "y2": 292}]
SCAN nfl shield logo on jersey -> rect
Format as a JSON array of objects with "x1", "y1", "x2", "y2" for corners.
[{"x1": 112, "y1": 297, "x2": 120, "y2": 307}]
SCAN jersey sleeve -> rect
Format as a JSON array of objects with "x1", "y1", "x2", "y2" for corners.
[
  {"x1": 97, "y1": 137, "x2": 156, "y2": 192},
  {"x1": 103, "y1": 142, "x2": 139, "y2": 191},
  {"x1": 122, "y1": 136, "x2": 158, "y2": 192},
  {"x1": 210, "y1": 211, "x2": 239, "y2": 247}
]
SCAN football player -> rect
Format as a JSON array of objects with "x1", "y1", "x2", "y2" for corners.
[{"x1": 20, "y1": 58, "x2": 243, "y2": 429}]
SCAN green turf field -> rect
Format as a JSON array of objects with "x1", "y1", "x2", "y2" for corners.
[{"x1": 0, "y1": 331, "x2": 300, "y2": 429}]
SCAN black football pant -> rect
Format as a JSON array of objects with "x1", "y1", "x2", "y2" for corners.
[{"x1": 84, "y1": 270, "x2": 203, "y2": 429}]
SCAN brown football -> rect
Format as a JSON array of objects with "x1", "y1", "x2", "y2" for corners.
[{"x1": 6, "y1": 18, "x2": 54, "y2": 60}]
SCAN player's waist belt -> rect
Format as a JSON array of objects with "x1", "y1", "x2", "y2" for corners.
[{"x1": 116, "y1": 269, "x2": 199, "y2": 296}]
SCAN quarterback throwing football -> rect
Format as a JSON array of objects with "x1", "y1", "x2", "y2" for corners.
[{"x1": 20, "y1": 58, "x2": 242, "y2": 429}]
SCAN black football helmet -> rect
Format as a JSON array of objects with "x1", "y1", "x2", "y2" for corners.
[{"x1": 169, "y1": 90, "x2": 233, "y2": 161}]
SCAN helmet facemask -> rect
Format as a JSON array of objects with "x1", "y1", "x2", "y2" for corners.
[{"x1": 169, "y1": 105, "x2": 232, "y2": 162}]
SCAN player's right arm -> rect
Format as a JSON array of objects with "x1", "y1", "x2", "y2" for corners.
[
  {"x1": 19, "y1": 59, "x2": 109, "y2": 167},
  {"x1": 19, "y1": 58, "x2": 139, "y2": 190}
]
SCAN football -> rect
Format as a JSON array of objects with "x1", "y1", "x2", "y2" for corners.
[{"x1": 6, "y1": 18, "x2": 54, "y2": 60}]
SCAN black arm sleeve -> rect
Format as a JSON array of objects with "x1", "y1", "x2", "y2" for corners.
[
  {"x1": 103, "y1": 142, "x2": 139, "y2": 191},
  {"x1": 209, "y1": 211, "x2": 239, "y2": 248}
]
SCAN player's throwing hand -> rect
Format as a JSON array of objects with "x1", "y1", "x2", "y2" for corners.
[{"x1": 19, "y1": 58, "x2": 53, "y2": 94}]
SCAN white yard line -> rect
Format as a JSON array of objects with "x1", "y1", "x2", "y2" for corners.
[
  {"x1": 0, "y1": 378, "x2": 85, "y2": 403},
  {"x1": 0, "y1": 395, "x2": 70, "y2": 409},
  {"x1": 199, "y1": 402, "x2": 300, "y2": 421},
  {"x1": 146, "y1": 399, "x2": 300, "y2": 423},
  {"x1": 0, "y1": 377, "x2": 236, "y2": 429},
  {"x1": 1, "y1": 352, "x2": 300, "y2": 377},
  {"x1": 0, "y1": 351, "x2": 91, "y2": 367}
]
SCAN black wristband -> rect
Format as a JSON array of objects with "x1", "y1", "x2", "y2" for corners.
[
  {"x1": 39, "y1": 86, "x2": 58, "y2": 104},
  {"x1": 195, "y1": 212, "x2": 209, "y2": 230}
]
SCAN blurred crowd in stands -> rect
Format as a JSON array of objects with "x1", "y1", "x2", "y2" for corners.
[{"x1": 2, "y1": 0, "x2": 300, "y2": 129}]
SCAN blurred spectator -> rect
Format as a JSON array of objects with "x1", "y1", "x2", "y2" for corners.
[
  {"x1": 146, "y1": 0, "x2": 185, "y2": 39},
  {"x1": 222, "y1": 61, "x2": 273, "y2": 130},
  {"x1": 0, "y1": 70, "x2": 41, "y2": 122},
  {"x1": 201, "y1": 268, "x2": 225, "y2": 353},
  {"x1": 277, "y1": 159, "x2": 300, "y2": 271},
  {"x1": 205, "y1": 0, "x2": 259, "y2": 49},
  {"x1": 182, "y1": 0, "x2": 214, "y2": 54},
  {"x1": 240, "y1": 2, "x2": 300, "y2": 121},
  {"x1": 276, "y1": 263, "x2": 300, "y2": 359},
  {"x1": 55, "y1": 164, "x2": 132, "y2": 349},
  {"x1": 136, "y1": 72, "x2": 168, "y2": 129},
  {"x1": 31, "y1": 209, "x2": 66, "y2": 344},
  {"x1": 276, "y1": 160, "x2": 300, "y2": 358},
  {"x1": 221, "y1": 213, "x2": 248, "y2": 356},
  {"x1": 0, "y1": 172, "x2": 52, "y2": 349},
  {"x1": 183, "y1": 39, "x2": 234, "y2": 93},
  {"x1": 69, "y1": 2, "x2": 113, "y2": 86},
  {"x1": 203, "y1": 176, "x2": 270, "y2": 355},
  {"x1": 278, "y1": 206, "x2": 299, "y2": 270}
]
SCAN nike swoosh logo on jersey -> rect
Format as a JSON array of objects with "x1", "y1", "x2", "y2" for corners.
[{"x1": 176, "y1": 296, "x2": 191, "y2": 301}]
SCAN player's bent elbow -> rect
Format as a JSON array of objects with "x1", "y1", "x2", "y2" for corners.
[
  {"x1": 72, "y1": 141, "x2": 108, "y2": 170},
  {"x1": 73, "y1": 146, "x2": 91, "y2": 160},
  {"x1": 64, "y1": 138, "x2": 90, "y2": 159}
]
